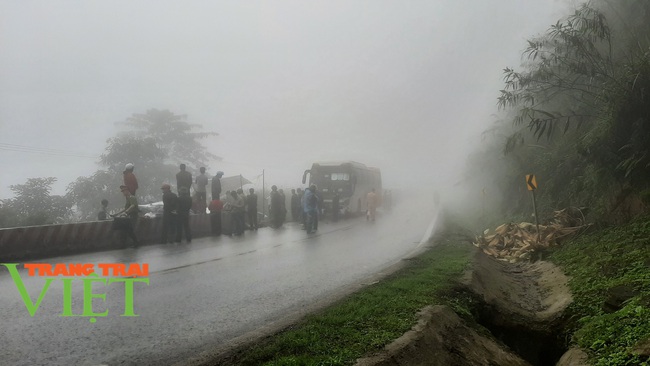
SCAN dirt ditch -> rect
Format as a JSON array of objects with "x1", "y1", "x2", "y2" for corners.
[
  {"x1": 464, "y1": 250, "x2": 574, "y2": 365},
  {"x1": 357, "y1": 249, "x2": 580, "y2": 366}
]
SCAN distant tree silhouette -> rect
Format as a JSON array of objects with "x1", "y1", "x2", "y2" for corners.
[
  {"x1": 0, "y1": 177, "x2": 71, "y2": 227},
  {"x1": 66, "y1": 109, "x2": 220, "y2": 220}
]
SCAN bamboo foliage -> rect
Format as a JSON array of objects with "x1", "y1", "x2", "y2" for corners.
[{"x1": 497, "y1": 3, "x2": 614, "y2": 151}]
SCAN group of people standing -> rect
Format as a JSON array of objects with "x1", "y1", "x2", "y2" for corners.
[
  {"x1": 102, "y1": 162, "x2": 379, "y2": 247},
  {"x1": 171, "y1": 164, "x2": 264, "y2": 239},
  {"x1": 210, "y1": 187, "x2": 258, "y2": 237},
  {"x1": 100, "y1": 163, "x2": 229, "y2": 246},
  {"x1": 166, "y1": 164, "x2": 228, "y2": 241},
  {"x1": 268, "y1": 184, "x2": 321, "y2": 234}
]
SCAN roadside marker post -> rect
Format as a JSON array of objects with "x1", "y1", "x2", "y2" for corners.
[{"x1": 526, "y1": 174, "x2": 541, "y2": 243}]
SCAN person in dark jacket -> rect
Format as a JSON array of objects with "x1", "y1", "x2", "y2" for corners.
[
  {"x1": 290, "y1": 189, "x2": 300, "y2": 222},
  {"x1": 176, "y1": 164, "x2": 192, "y2": 195},
  {"x1": 231, "y1": 190, "x2": 245, "y2": 236},
  {"x1": 297, "y1": 188, "x2": 305, "y2": 227},
  {"x1": 246, "y1": 188, "x2": 258, "y2": 230},
  {"x1": 176, "y1": 187, "x2": 192, "y2": 243},
  {"x1": 278, "y1": 189, "x2": 287, "y2": 223},
  {"x1": 208, "y1": 198, "x2": 223, "y2": 236},
  {"x1": 303, "y1": 184, "x2": 319, "y2": 234},
  {"x1": 211, "y1": 171, "x2": 224, "y2": 200},
  {"x1": 270, "y1": 185, "x2": 283, "y2": 228},
  {"x1": 161, "y1": 184, "x2": 178, "y2": 244}
]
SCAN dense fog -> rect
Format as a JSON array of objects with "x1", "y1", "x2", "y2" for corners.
[{"x1": 0, "y1": 1, "x2": 569, "y2": 216}]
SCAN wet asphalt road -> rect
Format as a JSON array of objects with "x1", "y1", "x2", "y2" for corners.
[{"x1": 0, "y1": 198, "x2": 438, "y2": 366}]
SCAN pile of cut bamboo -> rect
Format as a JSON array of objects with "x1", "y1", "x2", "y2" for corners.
[{"x1": 474, "y1": 208, "x2": 588, "y2": 262}]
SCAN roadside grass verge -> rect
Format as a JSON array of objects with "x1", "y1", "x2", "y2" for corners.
[
  {"x1": 548, "y1": 214, "x2": 650, "y2": 366},
  {"x1": 230, "y1": 231, "x2": 475, "y2": 366}
]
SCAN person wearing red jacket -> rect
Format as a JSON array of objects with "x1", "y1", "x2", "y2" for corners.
[{"x1": 123, "y1": 163, "x2": 138, "y2": 196}]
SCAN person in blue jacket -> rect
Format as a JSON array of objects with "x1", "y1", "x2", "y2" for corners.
[{"x1": 303, "y1": 184, "x2": 319, "y2": 234}]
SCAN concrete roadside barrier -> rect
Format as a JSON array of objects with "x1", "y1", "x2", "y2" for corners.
[{"x1": 0, "y1": 214, "x2": 212, "y2": 261}]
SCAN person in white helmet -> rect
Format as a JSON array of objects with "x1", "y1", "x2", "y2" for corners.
[{"x1": 123, "y1": 163, "x2": 138, "y2": 196}]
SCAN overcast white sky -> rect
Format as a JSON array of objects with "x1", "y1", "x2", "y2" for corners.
[{"x1": 0, "y1": 0, "x2": 571, "y2": 200}]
